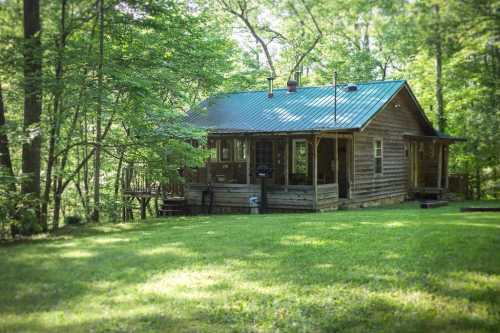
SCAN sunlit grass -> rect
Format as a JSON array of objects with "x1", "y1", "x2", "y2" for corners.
[{"x1": 1, "y1": 201, "x2": 499, "y2": 332}]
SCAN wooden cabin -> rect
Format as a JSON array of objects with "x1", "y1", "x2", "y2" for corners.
[{"x1": 184, "y1": 80, "x2": 462, "y2": 213}]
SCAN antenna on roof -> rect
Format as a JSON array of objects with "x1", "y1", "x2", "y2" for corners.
[{"x1": 333, "y1": 71, "x2": 338, "y2": 123}]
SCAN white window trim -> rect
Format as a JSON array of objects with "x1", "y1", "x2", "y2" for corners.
[
  {"x1": 292, "y1": 139, "x2": 308, "y2": 174},
  {"x1": 374, "y1": 137, "x2": 383, "y2": 175}
]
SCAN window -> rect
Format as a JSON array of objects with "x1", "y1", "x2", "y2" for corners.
[
  {"x1": 374, "y1": 138, "x2": 383, "y2": 174},
  {"x1": 208, "y1": 140, "x2": 217, "y2": 161},
  {"x1": 234, "y1": 139, "x2": 247, "y2": 162},
  {"x1": 220, "y1": 139, "x2": 231, "y2": 161},
  {"x1": 292, "y1": 139, "x2": 308, "y2": 174}
]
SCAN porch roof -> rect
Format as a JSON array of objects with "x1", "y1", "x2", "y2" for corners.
[
  {"x1": 186, "y1": 80, "x2": 421, "y2": 134},
  {"x1": 403, "y1": 132, "x2": 466, "y2": 142}
]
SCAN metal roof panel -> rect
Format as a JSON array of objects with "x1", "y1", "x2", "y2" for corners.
[{"x1": 186, "y1": 80, "x2": 407, "y2": 133}]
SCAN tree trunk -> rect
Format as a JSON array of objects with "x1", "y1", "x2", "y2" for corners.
[
  {"x1": 112, "y1": 150, "x2": 124, "y2": 222},
  {"x1": 52, "y1": 107, "x2": 116, "y2": 226},
  {"x1": 42, "y1": 0, "x2": 67, "y2": 231},
  {"x1": 91, "y1": 0, "x2": 104, "y2": 223},
  {"x1": 434, "y1": 4, "x2": 445, "y2": 132},
  {"x1": 0, "y1": 81, "x2": 15, "y2": 192},
  {"x1": 21, "y1": 0, "x2": 43, "y2": 226}
]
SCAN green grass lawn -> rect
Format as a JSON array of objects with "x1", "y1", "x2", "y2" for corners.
[{"x1": 1, "y1": 201, "x2": 499, "y2": 333}]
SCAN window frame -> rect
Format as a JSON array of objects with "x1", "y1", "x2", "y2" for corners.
[
  {"x1": 219, "y1": 139, "x2": 232, "y2": 162},
  {"x1": 207, "y1": 139, "x2": 219, "y2": 162},
  {"x1": 373, "y1": 137, "x2": 383, "y2": 175},
  {"x1": 292, "y1": 139, "x2": 308, "y2": 174},
  {"x1": 233, "y1": 138, "x2": 247, "y2": 162}
]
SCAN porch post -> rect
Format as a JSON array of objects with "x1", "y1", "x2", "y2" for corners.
[
  {"x1": 312, "y1": 136, "x2": 319, "y2": 211},
  {"x1": 437, "y1": 142, "x2": 442, "y2": 188},
  {"x1": 336, "y1": 133, "x2": 339, "y2": 198},
  {"x1": 246, "y1": 137, "x2": 251, "y2": 185},
  {"x1": 444, "y1": 145, "x2": 449, "y2": 189},
  {"x1": 284, "y1": 138, "x2": 289, "y2": 192}
]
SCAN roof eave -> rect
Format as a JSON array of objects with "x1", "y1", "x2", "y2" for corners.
[{"x1": 207, "y1": 127, "x2": 360, "y2": 136}]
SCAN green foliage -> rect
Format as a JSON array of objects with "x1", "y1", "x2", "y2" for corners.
[
  {"x1": 9, "y1": 209, "x2": 41, "y2": 237},
  {"x1": 0, "y1": 201, "x2": 499, "y2": 331}
]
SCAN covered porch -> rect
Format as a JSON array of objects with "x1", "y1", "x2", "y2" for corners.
[
  {"x1": 185, "y1": 133, "x2": 353, "y2": 212},
  {"x1": 404, "y1": 134, "x2": 454, "y2": 199}
]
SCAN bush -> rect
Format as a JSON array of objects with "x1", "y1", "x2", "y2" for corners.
[
  {"x1": 64, "y1": 215, "x2": 83, "y2": 225},
  {"x1": 10, "y1": 210, "x2": 41, "y2": 237}
]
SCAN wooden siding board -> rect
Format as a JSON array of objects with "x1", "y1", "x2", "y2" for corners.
[
  {"x1": 352, "y1": 89, "x2": 426, "y2": 202},
  {"x1": 186, "y1": 184, "x2": 315, "y2": 210}
]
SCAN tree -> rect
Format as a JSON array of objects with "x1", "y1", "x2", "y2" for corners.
[
  {"x1": 21, "y1": 0, "x2": 43, "y2": 228},
  {"x1": 41, "y1": 0, "x2": 67, "y2": 230},
  {"x1": 91, "y1": 0, "x2": 105, "y2": 223},
  {"x1": 0, "y1": 81, "x2": 15, "y2": 192},
  {"x1": 218, "y1": 0, "x2": 322, "y2": 82}
]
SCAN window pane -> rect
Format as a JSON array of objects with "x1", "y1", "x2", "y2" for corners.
[
  {"x1": 375, "y1": 158, "x2": 382, "y2": 174},
  {"x1": 234, "y1": 139, "x2": 246, "y2": 161},
  {"x1": 375, "y1": 140, "x2": 382, "y2": 158},
  {"x1": 208, "y1": 140, "x2": 217, "y2": 161},
  {"x1": 294, "y1": 141, "x2": 308, "y2": 174},
  {"x1": 374, "y1": 139, "x2": 382, "y2": 174},
  {"x1": 221, "y1": 140, "x2": 231, "y2": 161}
]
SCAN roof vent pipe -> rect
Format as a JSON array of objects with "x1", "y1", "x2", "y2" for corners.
[
  {"x1": 267, "y1": 76, "x2": 274, "y2": 98},
  {"x1": 287, "y1": 79, "x2": 298, "y2": 93},
  {"x1": 346, "y1": 83, "x2": 357, "y2": 92}
]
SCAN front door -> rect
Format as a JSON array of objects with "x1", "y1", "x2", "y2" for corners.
[{"x1": 338, "y1": 139, "x2": 350, "y2": 199}]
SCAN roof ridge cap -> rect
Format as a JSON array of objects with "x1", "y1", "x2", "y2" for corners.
[{"x1": 215, "y1": 79, "x2": 407, "y2": 96}]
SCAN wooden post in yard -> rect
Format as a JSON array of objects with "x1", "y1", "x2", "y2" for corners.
[
  {"x1": 336, "y1": 133, "x2": 339, "y2": 198},
  {"x1": 140, "y1": 197, "x2": 147, "y2": 219}
]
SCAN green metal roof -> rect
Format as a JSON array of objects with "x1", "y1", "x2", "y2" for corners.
[{"x1": 187, "y1": 80, "x2": 416, "y2": 134}]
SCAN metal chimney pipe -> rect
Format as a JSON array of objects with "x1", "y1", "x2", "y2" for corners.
[
  {"x1": 267, "y1": 76, "x2": 274, "y2": 98},
  {"x1": 287, "y1": 80, "x2": 298, "y2": 92}
]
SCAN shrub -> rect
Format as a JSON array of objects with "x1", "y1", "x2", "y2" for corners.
[
  {"x1": 10, "y1": 210, "x2": 41, "y2": 237},
  {"x1": 64, "y1": 215, "x2": 83, "y2": 225}
]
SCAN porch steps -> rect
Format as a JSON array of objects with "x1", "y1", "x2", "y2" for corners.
[
  {"x1": 159, "y1": 197, "x2": 188, "y2": 216},
  {"x1": 420, "y1": 200, "x2": 448, "y2": 209}
]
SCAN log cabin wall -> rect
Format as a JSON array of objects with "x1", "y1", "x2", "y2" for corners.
[
  {"x1": 351, "y1": 88, "x2": 430, "y2": 203},
  {"x1": 185, "y1": 184, "x2": 315, "y2": 212}
]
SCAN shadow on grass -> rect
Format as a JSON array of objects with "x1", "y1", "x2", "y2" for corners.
[{"x1": 1, "y1": 200, "x2": 499, "y2": 332}]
